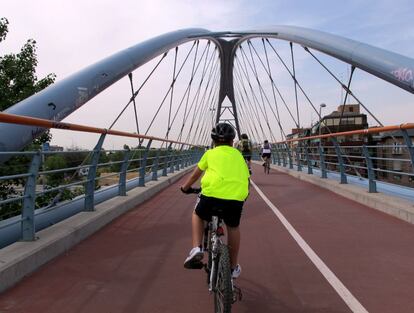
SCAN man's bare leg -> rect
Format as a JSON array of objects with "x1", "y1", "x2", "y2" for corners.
[
  {"x1": 227, "y1": 226, "x2": 240, "y2": 269},
  {"x1": 192, "y1": 211, "x2": 204, "y2": 247}
]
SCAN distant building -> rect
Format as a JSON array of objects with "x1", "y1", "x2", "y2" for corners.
[
  {"x1": 49, "y1": 145, "x2": 64, "y2": 152},
  {"x1": 286, "y1": 128, "x2": 311, "y2": 147},
  {"x1": 309, "y1": 104, "x2": 370, "y2": 176},
  {"x1": 376, "y1": 130, "x2": 414, "y2": 187},
  {"x1": 311, "y1": 104, "x2": 368, "y2": 142}
]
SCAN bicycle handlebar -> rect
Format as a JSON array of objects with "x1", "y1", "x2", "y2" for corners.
[{"x1": 180, "y1": 187, "x2": 201, "y2": 194}]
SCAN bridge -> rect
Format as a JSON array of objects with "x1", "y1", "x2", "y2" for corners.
[{"x1": 0, "y1": 27, "x2": 413, "y2": 312}]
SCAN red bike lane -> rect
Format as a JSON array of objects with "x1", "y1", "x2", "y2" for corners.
[{"x1": 0, "y1": 164, "x2": 413, "y2": 312}]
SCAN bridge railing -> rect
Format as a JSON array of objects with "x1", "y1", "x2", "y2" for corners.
[
  {"x1": 0, "y1": 112, "x2": 203, "y2": 247},
  {"x1": 258, "y1": 124, "x2": 414, "y2": 196}
]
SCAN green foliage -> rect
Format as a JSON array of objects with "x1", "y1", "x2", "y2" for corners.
[
  {"x1": 0, "y1": 16, "x2": 56, "y2": 143},
  {"x1": 108, "y1": 150, "x2": 125, "y2": 173},
  {"x1": 44, "y1": 155, "x2": 67, "y2": 186},
  {"x1": 0, "y1": 17, "x2": 9, "y2": 43},
  {"x1": 0, "y1": 17, "x2": 57, "y2": 220},
  {"x1": 0, "y1": 38, "x2": 56, "y2": 111}
]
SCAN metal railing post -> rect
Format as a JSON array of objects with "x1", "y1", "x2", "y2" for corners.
[
  {"x1": 362, "y1": 145, "x2": 377, "y2": 193},
  {"x1": 274, "y1": 144, "x2": 281, "y2": 166},
  {"x1": 139, "y1": 139, "x2": 153, "y2": 187},
  {"x1": 85, "y1": 133, "x2": 106, "y2": 211},
  {"x1": 281, "y1": 144, "x2": 287, "y2": 167},
  {"x1": 21, "y1": 151, "x2": 41, "y2": 241},
  {"x1": 401, "y1": 129, "x2": 414, "y2": 173},
  {"x1": 194, "y1": 149, "x2": 200, "y2": 165},
  {"x1": 285, "y1": 143, "x2": 293, "y2": 169},
  {"x1": 163, "y1": 143, "x2": 173, "y2": 176},
  {"x1": 176, "y1": 145, "x2": 184, "y2": 171},
  {"x1": 304, "y1": 143, "x2": 313, "y2": 174},
  {"x1": 295, "y1": 144, "x2": 302, "y2": 172},
  {"x1": 152, "y1": 149, "x2": 161, "y2": 181},
  {"x1": 270, "y1": 145, "x2": 276, "y2": 164},
  {"x1": 184, "y1": 149, "x2": 190, "y2": 167},
  {"x1": 169, "y1": 149, "x2": 176, "y2": 174},
  {"x1": 318, "y1": 144, "x2": 327, "y2": 178},
  {"x1": 118, "y1": 149, "x2": 131, "y2": 196},
  {"x1": 331, "y1": 138, "x2": 347, "y2": 184}
]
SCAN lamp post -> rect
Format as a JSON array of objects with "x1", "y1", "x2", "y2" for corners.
[{"x1": 319, "y1": 103, "x2": 326, "y2": 137}]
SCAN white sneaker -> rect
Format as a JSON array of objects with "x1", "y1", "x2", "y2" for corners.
[
  {"x1": 184, "y1": 247, "x2": 204, "y2": 269},
  {"x1": 232, "y1": 264, "x2": 241, "y2": 279}
]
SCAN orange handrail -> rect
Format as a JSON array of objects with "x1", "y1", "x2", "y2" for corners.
[
  {"x1": 0, "y1": 112, "x2": 199, "y2": 147},
  {"x1": 275, "y1": 123, "x2": 414, "y2": 144}
]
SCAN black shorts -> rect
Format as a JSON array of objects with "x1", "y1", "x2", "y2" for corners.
[
  {"x1": 262, "y1": 153, "x2": 271, "y2": 158},
  {"x1": 242, "y1": 153, "x2": 251, "y2": 161},
  {"x1": 195, "y1": 195, "x2": 244, "y2": 228}
]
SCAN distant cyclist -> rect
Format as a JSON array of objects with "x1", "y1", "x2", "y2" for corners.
[
  {"x1": 237, "y1": 133, "x2": 253, "y2": 172},
  {"x1": 181, "y1": 123, "x2": 250, "y2": 279},
  {"x1": 261, "y1": 140, "x2": 272, "y2": 166}
]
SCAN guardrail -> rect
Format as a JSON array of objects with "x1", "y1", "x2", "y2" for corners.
[
  {"x1": 262, "y1": 124, "x2": 414, "y2": 195},
  {"x1": 0, "y1": 112, "x2": 204, "y2": 246}
]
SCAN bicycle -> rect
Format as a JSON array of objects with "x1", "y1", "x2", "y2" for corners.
[
  {"x1": 184, "y1": 187, "x2": 242, "y2": 313},
  {"x1": 263, "y1": 156, "x2": 271, "y2": 174}
]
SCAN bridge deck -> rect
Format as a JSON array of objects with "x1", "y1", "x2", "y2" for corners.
[{"x1": 0, "y1": 164, "x2": 413, "y2": 313}]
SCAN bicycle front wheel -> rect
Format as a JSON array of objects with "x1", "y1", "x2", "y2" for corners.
[{"x1": 214, "y1": 244, "x2": 233, "y2": 313}]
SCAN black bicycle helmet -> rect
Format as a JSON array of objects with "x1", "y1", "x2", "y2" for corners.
[
  {"x1": 211, "y1": 123, "x2": 236, "y2": 142},
  {"x1": 241, "y1": 133, "x2": 248, "y2": 139}
]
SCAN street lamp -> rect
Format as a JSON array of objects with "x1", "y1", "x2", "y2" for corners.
[{"x1": 319, "y1": 103, "x2": 326, "y2": 136}]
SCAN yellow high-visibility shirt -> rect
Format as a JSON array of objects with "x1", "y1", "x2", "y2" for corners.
[{"x1": 198, "y1": 145, "x2": 250, "y2": 201}]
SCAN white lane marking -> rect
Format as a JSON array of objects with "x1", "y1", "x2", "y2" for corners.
[{"x1": 251, "y1": 180, "x2": 369, "y2": 313}]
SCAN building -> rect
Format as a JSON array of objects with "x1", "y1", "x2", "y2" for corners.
[
  {"x1": 309, "y1": 104, "x2": 370, "y2": 176},
  {"x1": 376, "y1": 130, "x2": 414, "y2": 187},
  {"x1": 312, "y1": 104, "x2": 368, "y2": 141}
]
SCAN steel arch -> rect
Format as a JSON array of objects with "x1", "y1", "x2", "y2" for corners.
[{"x1": 1, "y1": 26, "x2": 413, "y2": 155}]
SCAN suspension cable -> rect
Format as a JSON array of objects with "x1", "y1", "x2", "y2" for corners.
[
  {"x1": 128, "y1": 73, "x2": 140, "y2": 135},
  {"x1": 191, "y1": 58, "x2": 220, "y2": 144},
  {"x1": 336, "y1": 65, "x2": 355, "y2": 132},
  {"x1": 235, "y1": 51, "x2": 270, "y2": 139},
  {"x1": 183, "y1": 45, "x2": 217, "y2": 143},
  {"x1": 266, "y1": 39, "x2": 323, "y2": 122},
  {"x1": 166, "y1": 46, "x2": 179, "y2": 140},
  {"x1": 303, "y1": 46, "x2": 385, "y2": 127},
  {"x1": 247, "y1": 40, "x2": 299, "y2": 129},
  {"x1": 262, "y1": 38, "x2": 285, "y2": 140},
  {"x1": 245, "y1": 41, "x2": 277, "y2": 142},
  {"x1": 290, "y1": 42, "x2": 300, "y2": 128},
  {"x1": 234, "y1": 66, "x2": 264, "y2": 143},
  {"x1": 233, "y1": 64, "x2": 265, "y2": 141},
  {"x1": 109, "y1": 52, "x2": 168, "y2": 130},
  {"x1": 143, "y1": 41, "x2": 197, "y2": 138},
  {"x1": 176, "y1": 41, "x2": 212, "y2": 141}
]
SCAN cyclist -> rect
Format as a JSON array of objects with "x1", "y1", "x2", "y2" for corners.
[
  {"x1": 261, "y1": 140, "x2": 272, "y2": 166},
  {"x1": 181, "y1": 123, "x2": 250, "y2": 279},
  {"x1": 237, "y1": 133, "x2": 253, "y2": 173}
]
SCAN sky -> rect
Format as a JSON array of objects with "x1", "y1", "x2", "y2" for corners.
[{"x1": 1, "y1": 0, "x2": 414, "y2": 149}]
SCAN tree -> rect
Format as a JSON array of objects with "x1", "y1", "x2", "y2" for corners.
[
  {"x1": 0, "y1": 17, "x2": 57, "y2": 220},
  {"x1": 0, "y1": 17, "x2": 56, "y2": 144},
  {"x1": 44, "y1": 155, "x2": 67, "y2": 186}
]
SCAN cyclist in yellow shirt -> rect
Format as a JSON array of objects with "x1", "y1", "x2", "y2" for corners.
[{"x1": 181, "y1": 123, "x2": 250, "y2": 278}]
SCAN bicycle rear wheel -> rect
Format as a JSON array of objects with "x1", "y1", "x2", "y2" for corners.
[{"x1": 214, "y1": 244, "x2": 233, "y2": 313}]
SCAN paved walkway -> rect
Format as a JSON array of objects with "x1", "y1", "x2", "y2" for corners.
[{"x1": 0, "y1": 164, "x2": 414, "y2": 313}]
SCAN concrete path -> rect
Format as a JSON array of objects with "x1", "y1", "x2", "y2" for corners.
[{"x1": 0, "y1": 164, "x2": 413, "y2": 313}]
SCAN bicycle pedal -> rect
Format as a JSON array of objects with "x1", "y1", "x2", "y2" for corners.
[
  {"x1": 186, "y1": 261, "x2": 204, "y2": 269},
  {"x1": 233, "y1": 285, "x2": 243, "y2": 302}
]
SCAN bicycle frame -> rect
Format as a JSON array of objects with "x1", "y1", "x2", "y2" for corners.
[{"x1": 205, "y1": 216, "x2": 223, "y2": 292}]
